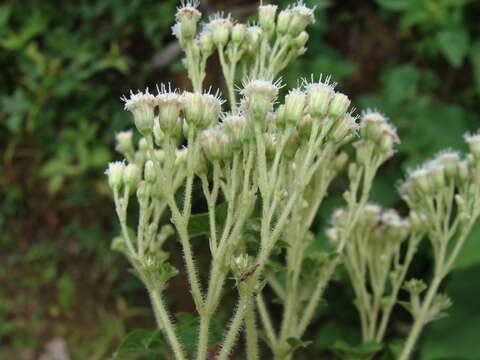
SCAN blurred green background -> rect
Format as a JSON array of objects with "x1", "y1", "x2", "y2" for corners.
[{"x1": 1, "y1": 0, "x2": 480, "y2": 359}]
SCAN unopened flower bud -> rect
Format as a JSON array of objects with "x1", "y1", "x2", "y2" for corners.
[
  {"x1": 293, "y1": 31, "x2": 309, "y2": 48},
  {"x1": 115, "y1": 130, "x2": 134, "y2": 158},
  {"x1": 276, "y1": 10, "x2": 292, "y2": 35},
  {"x1": 138, "y1": 137, "x2": 149, "y2": 152},
  {"x1": 241, "y1": 79, "x2": 279, "y2": 124},
  {"x1": 284, "y1": 130, "x2": 301, "y2": 158},
  {"x1": 106, "y1": 161, "x2": 125, "y2": 189},
  {"x1": 199, "y1": 129, "x2": 231, "y2": 161},
  {"x1": 258, "y1": 4, "x2": 277, "y2": 33},
  {"x1": 122, "y1": 90, "x2": 156, "y2": 136},
  {"x1": 409, "y1": 211, "x2": 428, "y2": 233},
  {"x1": 465, "y1": 133, "x2": 480, "y2": 160},
  {"x1": 153, "y1": 117, "x2": 164, "y2": 146},
  {"x1": 144, "y1": 160, "x2": 156, "y2": 184},
  {"x1": 439, "y1": 151, "x2": 459, "y2": 179},
  {"x1": 298, "y1": 114, "x2": 313, "y2": 138},
  {"x1": 411, "y1": 169, "x2": 431, "y2": 194},
  {"x1": 136, "y1": 181, "x2": 150, "y2": 201},
  {"x1": 333, "y1": 151, "x2": 349, "y2": 172},
  {"x1": 457, "y1": 160, "x2": 470, "y2": 184},
  {"x1": 208, "y1": 16, "x2": 232, "y2": 47},
  {"x1": 360, "y1": 111, "x2": 385, "y2": 141},
  {"x1": 176, "y1": 3, "x2": 202, "y2": 41},
  {"x1": 200, "y1": 93, "x2": 223, "y2": 128},
  {"x1": 222, "y1": 114, "x2": 248, "y2": 148},
  {"x1": 364, "y1": 204, "x2": 381, "y2": 225},
  {"x1": 275, "y1": 104, "x2": 287, "y2": 128},
  {"x1": 246, "y1": 26, "x2": 262, "y2": 50},
  {"x1": 183, "y1": 92, "x2": 204, "y2": 127},
  {"x1": 306, "y1": 82, "x2": 334, "y2": 118},
  {"x1": 431, "y1": 165, "x2": 445, "y2": 189},
  {"x1": 328, "y1": 92, "x2": 350, "y2": 120},
  {"x1": 329, "y1": 113, "x2": 356, "y2": 142},
  {"x1": 123, "y1": 163, "x2": 141, "y2": 187},
  {"x1": 231, "y1": 23, "x2": 247, "y2": 43},
  {"x1": 288, "y1": 4, "x2": 315, "y2": 36},
  {"x1": 284, "y1": 89, "x2": 306, "y2": 126},
  {"x1": 379, "y1": 128, "x2": 399, "y2": 155},
  {"x1": 199, "y1": 30, "x2": 215, "y2": 56},
  {"x1": 326, "y1": 227, "x2": 339, "y2": 246},
  {"x1": 263, "y1": 132, "x2": 277, "y2": 160},
  {"x1": 174, "y1": 148, "x2": 188, "y2": 168},
  {"x1": 354, "y1": 140, "x2": 371, "y2": 166},
  {"x1": 157, "y1": 91, "x2": 184, "y2": 137}
]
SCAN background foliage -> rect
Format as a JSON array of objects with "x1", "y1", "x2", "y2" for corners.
[{"x1": 1, "y1": 0, "x2": 479, "y2": 359}]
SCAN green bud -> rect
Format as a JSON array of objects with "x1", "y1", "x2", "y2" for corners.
[
  {"x1": 258, "y1": 4, "x2": 277, "y2": 33},
  {"x1": 333, "y1": 150, "x2": 349, "y2": 172},
  {"x1": 263, "y1": 132, "x2": 277, "y2": 160},
  {"x1": 106, "y1": 161, "x2": 125, "y2": 189},
  {"x1": 208, "y1": 17, "x2": 232, "y2": 47},
  {"x1": 293, "y1": 31, "x2": 309, "y2": 48},
  {"x1": 200, "y1": 93, "x2": 223, "y2": 129},
  {"x1": 465, "y1": 133, "x2": 480, "y2": 160},
  {"x1": 144, "y1": 160, "x2": 156, "y2": 184},
  {"x1": 199, "y1": 30, "x2": 215, "y2": 56},
  {"x1": 157, "y1": 92, "x2": 184, "y2": 137},
  {"x1": 457, "y1": 160, "x2": 470, "y2": 184},
  {"x1": 199, "y1": 129, "x2": 231, "y2": 161},
  {"x1": 123, "y1": 163, "x2": 141, "y2": 187},
  {"x1": 354, "y1": 140, "x2": 371, "y2": 166},
  {"x1": 246, "y1": 26, "x2": 262, "y2": 51},
  {"x1": 231, "y1": 23, "x2": 247, "y2": 43},
  {"x1": 431, "y1": 165, "x2": 445, "y2": 190},
  {"x1": 153, "y1": 117, "x2": 164, "y2": 146},
  {"x1": 298, "y1": 114, "x2": 313, "y2": 138},
  {"x1": 115, "y1": 131, "x2": 134, "y2": 156},
  {"x1": 136, "y1": 181, "x2": 150, "y2": 201},
  {"x1": 276, "y1": 10, "x2": 292, "y2": 35},
  {"x1": 284, "y1": 89, "x2": 306, "y2": 126},
  {"x1": 288, "y1": 4, "x2": 315, "y2": 36},
  {"x1": 409, "y1": 211, "x2": 428, "y2": 233},
  {"x1": 306, "y1": 82, "x2": 334, "y2": 118},
  {"x1": 411, "y1": 169, "x2": 432, "y2": 194},
  {"x1": 328, "y1": 92, "x2": 350, "y2": 120},
  {"x1": 360, "y1": 111, "x2": 385, "y2": 141},
  {"x1": 176, "y1": 5, "x2": 202, "y2": 41},
  {"x1": 439, "y1": 152, "x2": 459, "y2": 179},
  {"x1": 183, "y1": 92, "x2": 204, "y2": 127},
  {"x1": 241, "y1": 79, "x2": 279, "y2": 124},
  {"x1": 123, "y1": 90, "x2": 156, "y2": 136}
]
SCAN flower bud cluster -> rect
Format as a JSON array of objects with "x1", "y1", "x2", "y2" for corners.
[
  {"x1": 122, "y1": 86, "x2": 225, "y2": 139},
  {"x1": 355, "y1": 110, "x2": 400, "y2": 163},
  {"x1": 105, "y1": 161, "x2": 142, "y2": 191},
  {"x1": 399, "y1": 149, "x2": 470, "y2": 205}
]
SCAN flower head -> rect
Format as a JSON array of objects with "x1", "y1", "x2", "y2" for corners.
[{"x1": 121, "y1": 89, "x2": 156, "y2": 135}]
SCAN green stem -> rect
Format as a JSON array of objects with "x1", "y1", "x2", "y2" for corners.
[{"x1": 245, "y1": 301, "x2": 259, "y2": 360}]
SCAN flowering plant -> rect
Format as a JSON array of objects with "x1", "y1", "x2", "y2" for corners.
[{"x1": 105, "y1": 1, "x2": 480, "y2": 359}]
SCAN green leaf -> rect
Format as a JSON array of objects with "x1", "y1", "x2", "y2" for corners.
[
  {"x1": 187, "y1": 203, "x2": 228, "y2": 238},
  {"x1": 469, "y1": 40, "x2": 480, "y2": 94},
  {"x1": 437, "y1": 27, "x2": 470, "y2": 68},
  {"x1": 286, "y1": 337, "x2": 313, "y2": 354},
  {"x1": 333, "y1": 341, "x2": 383, "y2": 360},
  {"x1": 115, "y1": 329, "x2": 166, "y2": 358},
  {"x1": 176, "y1": 312, "x2": 199, "y2": 350}
]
